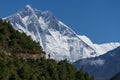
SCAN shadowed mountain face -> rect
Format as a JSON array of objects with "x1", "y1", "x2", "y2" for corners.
[
  {"x1": 4, "y1": 5, "x2": 120, "y2": 62},
  {"x1": 110, "y1": 72, "x2": 120, "y2": 80},
  {"x1": 73, "y1": 46, "x2": 120, "y2": 80}
]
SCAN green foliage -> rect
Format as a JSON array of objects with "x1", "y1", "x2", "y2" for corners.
[
  {"x1": 0, "y1": 19, "x2": 94, "y2": 80},
  {"x1": 57, "y1": 60, "x2": 76, "y2": 80},
  {"x1": 75, "y1": 68, "x2": 94, "y2": 80},
  {"x1": 0, "y1": 19, "x2": 45, "y2": 55},
  {"x1": 0, "y1": 53, "x2": 94, "y2": 80}
]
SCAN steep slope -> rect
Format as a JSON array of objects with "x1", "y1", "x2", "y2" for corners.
[
  {"x1": 73, "y1": 46, "x2": 120, "y2": 80},
  {"x1": 110, "y1": 72, "x2": 120, "y2": 80},
  {"x1": 4, "y1": 5, "x2": 120, "y2": 62},
  {"x1": 0, "y1": 19, "x2": 93, "y2": 80},
  {"x1": 0, "y1": 19, "x2": 45, "y2": 58},
  {"x1": 79, "y1": 35, "x2": 120, "y2": 55}
]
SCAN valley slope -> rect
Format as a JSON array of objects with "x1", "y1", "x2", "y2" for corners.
[{"x1": 73, "y1": 46, "x2": 120, "y2": 80}]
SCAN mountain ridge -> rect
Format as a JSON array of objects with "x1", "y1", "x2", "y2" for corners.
[
  {"x1": 4, "y1": 5, "x2": 120, "y2": 62},
  {"x1": 73, "y1": 46, "x2": 120, "y2": 80}
]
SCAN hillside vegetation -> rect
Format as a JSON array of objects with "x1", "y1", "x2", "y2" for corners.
[
  {"x1": 0, "y1": 19, "x2": 44, "y2": 55},
  {"x1": 0, "y1": 19, "x2": 94, "y2": 80},
  {"x1": 0, "y1": 53, "x2": 94, "y2": 80}
]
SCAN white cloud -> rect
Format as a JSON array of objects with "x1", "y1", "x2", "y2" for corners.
[{"x1": 89, "y1": 59, "x2": 105, "y2": 66}]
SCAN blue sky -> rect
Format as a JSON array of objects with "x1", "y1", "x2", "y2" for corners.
[{"x1": 0, "y1": 0, "x2": 120, "y2": 44}]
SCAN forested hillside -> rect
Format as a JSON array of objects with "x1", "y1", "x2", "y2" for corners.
[
  {"x1": 0, "y1": 53, "x2": 94, "y2": 80},
  {"x1": 0, "y1": 19, "x2": 44, "y2": 55},
  {"x1": 0, "y1": 19, "x2": 94, "y2": 80}
]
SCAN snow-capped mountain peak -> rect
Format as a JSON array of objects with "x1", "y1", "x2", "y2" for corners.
[
  {"x1": 4, "y1": 5, "x2": 120, "y2": 62},
  {"x1": 25, "y1": 4, "x2": 32, "y2": 9}
]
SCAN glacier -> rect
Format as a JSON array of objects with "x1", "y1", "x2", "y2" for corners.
[{"x1": 4, "y1": 5, "x2": 120, "y2": 62}]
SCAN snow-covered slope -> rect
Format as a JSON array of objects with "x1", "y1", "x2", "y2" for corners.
[
  {"x1": 4, "y1": 5, "x2": 120, "y2": 62},
  {"x1": 79, "y1": 35, "x2": 120, "y2": 55}
]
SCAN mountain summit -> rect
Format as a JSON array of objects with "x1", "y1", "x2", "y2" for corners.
[{"x1": 4, "y1": 5, "x2": 120, "y2": 62}]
